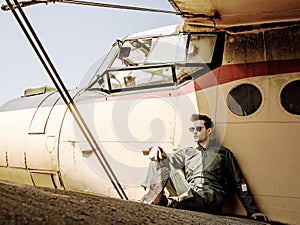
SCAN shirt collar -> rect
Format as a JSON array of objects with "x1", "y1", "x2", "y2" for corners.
[{"x1": 197, "y1": 139, "x2": 220, "y2": 152}]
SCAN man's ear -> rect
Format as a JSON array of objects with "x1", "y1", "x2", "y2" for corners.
[{"x1": 207, "y1": 127, "x2": 213, "y2": 135}]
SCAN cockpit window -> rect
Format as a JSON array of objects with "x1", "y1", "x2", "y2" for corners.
[
  {"x1": 111, "y1": 34, "x2": 188, "y2": 68},
  {"x1": 96, "y1": 45, "x2": 119, "y2": 75},
  {"x1": 111, "y1": 39, "x2": 152, "y2": 68},
  {"x1": 108, "y1": 66, "x2": 173, "y2": 91},
  {"x1": 87, "y1": 45, "x2": 119, "y2": 90},
  {"x1": 88, "y1": 33, "x2": 218, "y2": 93},
  {"x1": 146, "y1": 35, "x2": 188, "y2": 64},
  {"x1": 111, "y1": 38, "x2": 152, "y2": 68}
]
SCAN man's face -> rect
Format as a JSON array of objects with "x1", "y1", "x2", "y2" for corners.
[{"x1": 190, "y1": 120, "x2": 210, "y2": 144}]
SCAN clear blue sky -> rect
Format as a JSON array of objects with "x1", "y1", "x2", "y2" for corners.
[{"x1": 0, "y1": 0, "x2": 182, "y2": 105}]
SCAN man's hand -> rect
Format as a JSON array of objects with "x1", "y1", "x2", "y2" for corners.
[
  {"x1": 251, "y1": 213, "x2": 270, "y2": 222},
  {"x1": 149, "y1": 146, "x2": 164, "y2": 161}
]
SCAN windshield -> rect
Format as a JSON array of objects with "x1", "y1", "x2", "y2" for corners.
[
  {"x1": 88, "y1": 33, "x2": 217, "y2": 93},
  {"x1": 111, "y1": 34, "x2": 188, "y2": 67}
]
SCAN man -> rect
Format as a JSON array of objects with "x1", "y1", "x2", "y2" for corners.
[{"x1": 141, "y1": 114, "x2": 269, "y2": 222}]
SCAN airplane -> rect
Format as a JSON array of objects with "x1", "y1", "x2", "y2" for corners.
[{"x1": 0, "y1": 0, "x2": 299, "y2": 224}]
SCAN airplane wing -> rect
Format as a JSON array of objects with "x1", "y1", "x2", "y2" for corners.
[{"x1": 169, "y1": 0, "x2": 300, "y2": 29}]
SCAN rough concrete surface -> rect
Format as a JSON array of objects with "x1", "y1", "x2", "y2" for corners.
[{"x1": 0, "y1": 181, "x2": 272, "y2": 225}]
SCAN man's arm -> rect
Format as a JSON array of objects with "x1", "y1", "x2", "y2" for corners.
[
  {"x1": 146, "y1": 146, "x2": 188, "y2": 170},
  {"x1": 226, "y1": 150, "x2": 269, "y2": 221}
]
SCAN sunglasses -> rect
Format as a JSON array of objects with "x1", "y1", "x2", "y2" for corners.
[{"x1": 189, "y1": 126, "x2": 204, "y2": 132}]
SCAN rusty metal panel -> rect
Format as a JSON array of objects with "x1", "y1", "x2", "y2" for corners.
[
  {"x1": 169, "y1": 0, "x2": 300, "y2": 28},
  {"x1": 224, "y1": 32, "x2": 265, "y2": 64},
  {"x1": 265, "y1": 25, "x2": 300, "y2": 61}
]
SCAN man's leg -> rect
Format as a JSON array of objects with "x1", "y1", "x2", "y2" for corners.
[
  {"x1": 165, "y1": 170, "x2": 219, "y2": 213},
  {"x1": 141, "y1": 159, "x2": 194, "y2": 205},
  {"x1": 140, "y1": 166, "x2": 169, "y2": 204},
  {"x1": 141, "y1": 161, "x2": 161, "y2": 190},
  {"x1": 168, "y1": 169, "x2": 190, "y2": 196},
  {"x1": 141, "y1": 162, "x2": 222, "y2": 213}
]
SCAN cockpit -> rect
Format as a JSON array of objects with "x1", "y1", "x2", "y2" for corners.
[{"x1": 87, "y1": 31, "x2": 221, "y2": 94}]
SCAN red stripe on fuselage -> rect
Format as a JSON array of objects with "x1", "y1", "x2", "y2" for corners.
[{"x1": 194, "y1": 59, "x2": 300, "y2": 91}]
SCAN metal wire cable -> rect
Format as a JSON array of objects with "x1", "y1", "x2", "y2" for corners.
[
  {"x1": 57, "y1": 0, "x2": 179, "y2": 14},
  {"x1": 5, "y1": 0, "x2": 128, "y2": 200},
  {"x1": 2, "y1": 0, "x2": 181, "y2": 15}
]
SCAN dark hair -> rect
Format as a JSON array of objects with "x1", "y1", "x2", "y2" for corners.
[{"x1": 190, "y1": 114, "x2": 214, "y2": 129}]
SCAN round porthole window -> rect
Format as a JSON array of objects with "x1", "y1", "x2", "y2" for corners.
[
  {"x1": 227, "y1": 84, "x2": 262, "y2": 116},
  {"x1": 280, "y1": 80, "x2": 300, "y2": 115}
]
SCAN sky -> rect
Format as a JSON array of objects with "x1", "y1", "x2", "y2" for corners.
[{"x1": 0, "y1": 0, "x2": 183, "y2": 106}]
